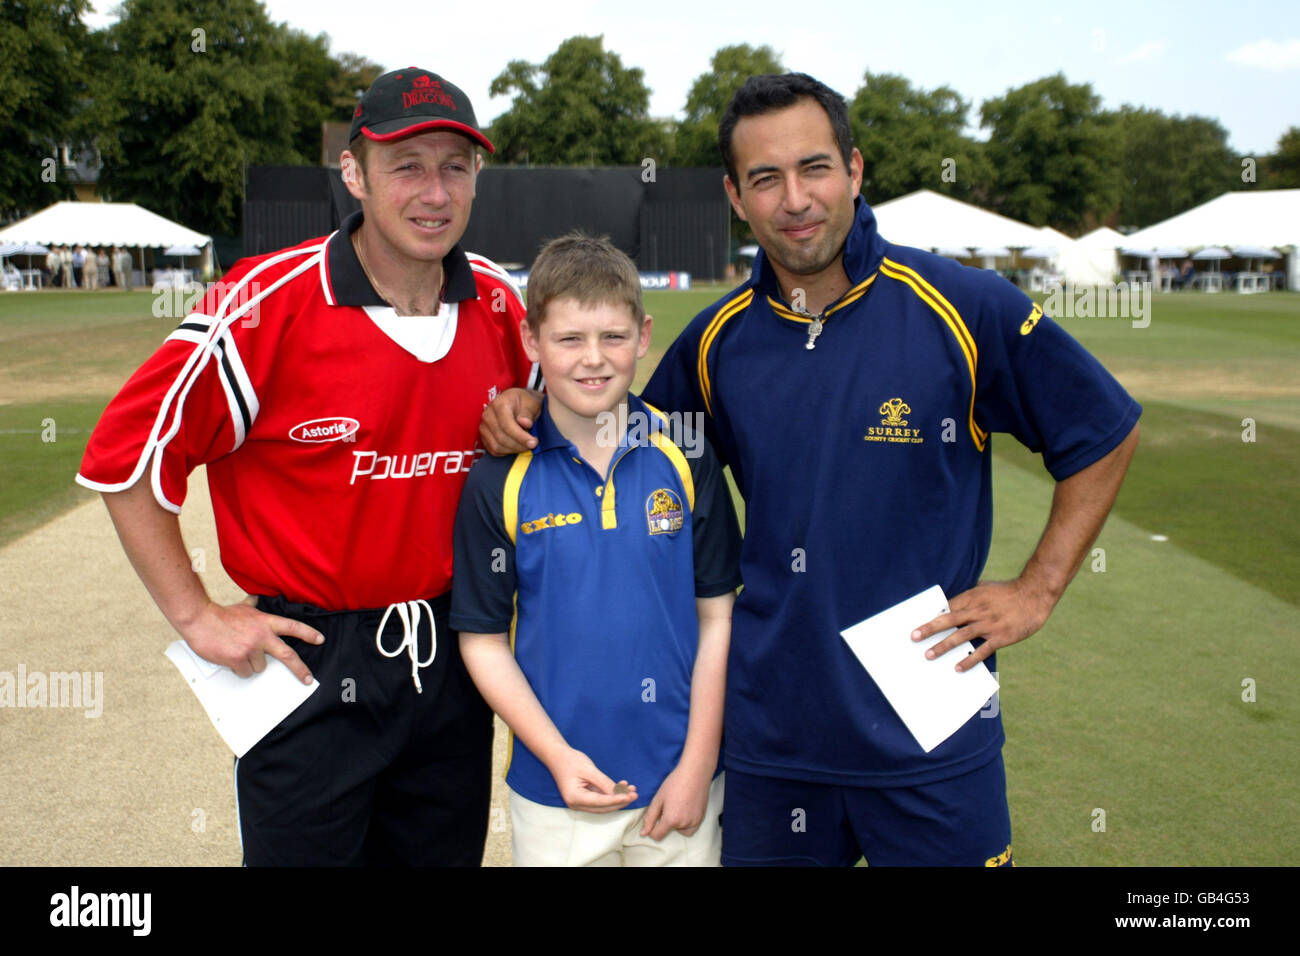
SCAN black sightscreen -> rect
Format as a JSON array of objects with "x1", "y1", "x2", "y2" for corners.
[{"x1": 244, "y1": 165, "x2": 729, "y2": 279}]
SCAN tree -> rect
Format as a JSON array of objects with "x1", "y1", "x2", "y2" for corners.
[
  {"x1": 1264, "y1": 126, "x2": 1300, "y2": 188},
  {"x1": 275, "y1": 36, "x2": 384, "y2": 163},
  {"x1": 486, "y1": 35, "x2": 665, "y2": 165},
  {"x1": 1113, "y1": 107, "x2": 1238, "y2": 228},
  {"x1": 980, "y1": 74, "x2": 1119, "y2": 234},
  {"x1": 672, "y1": 44, "x2": 783, "y2": 167},
  {"x1": 91, "y1": 0, "x2": 364, "y2": 236},
  {"x1": 848, "y1": 71, "x2": 990, "y2": 204},
  {"x1": 0, "y1": 0, "x2": 92, "y2": 219},
  {"x1": 328, "y1": 52, "x2": 385, "y2": 119}
]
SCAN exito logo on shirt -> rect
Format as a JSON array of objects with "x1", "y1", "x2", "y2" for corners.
[
  {"x1": 521, "y1": 512, "x2": 584, "y2": 535},
  {"x1": 646, "y1": 488, "x2": 684, "y2": 535},
  {"x1": 864, "y1": 397, "x2": 924, "y2": 445}
]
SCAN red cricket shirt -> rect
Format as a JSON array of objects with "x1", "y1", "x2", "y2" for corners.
[{"x1": 78, "y1": 212, "x2": 538, "y2": 609}]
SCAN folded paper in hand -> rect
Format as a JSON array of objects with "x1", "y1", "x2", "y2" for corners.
[
  {"x1": 164, "y1": 640, "x2": 319, "y2": 757},
  {"x1": 840, "y1": 585, "x2": 999, "y2": 753}
]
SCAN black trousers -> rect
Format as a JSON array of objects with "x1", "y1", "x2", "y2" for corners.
[{"x1": 235, "y1": 593, "x2": 493, "y2": 866}]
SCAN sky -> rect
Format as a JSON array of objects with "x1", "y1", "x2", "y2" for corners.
[{"x1": 88, "y1": 0, "x2": 1299, "y2": 156}]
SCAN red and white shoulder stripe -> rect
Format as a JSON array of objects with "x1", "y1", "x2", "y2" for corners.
[
  {"x1": 75, "y1": 239, "x2": 328, "y2": 512},
  {"x1": 465, "y1": 252, "x2": 525, "y2": 309}
]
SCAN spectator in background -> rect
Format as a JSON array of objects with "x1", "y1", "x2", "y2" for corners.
[
  {"x1": 61, "y1": 245, "x2": 75, "y2": 288},
  {"x1": 114, "y1": 247, "x2": 133, "y2": 290},
  {"x1": 97, "y1": 248, "x2": 111, "y2": 288},
  {"x1": 84, "y1": 246, "x2": 99, "y2": 290},
  {"x1": 1172, "y1": 260, "x2": 1196, "y2": 291},
  {"x1": 47, "y1": 247, "x2": 62, "y2": 288}
]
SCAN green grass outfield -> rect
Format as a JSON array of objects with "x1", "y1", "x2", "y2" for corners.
[{"x1": 2, "y1": 285, "x2": 1297, "y2": 864}]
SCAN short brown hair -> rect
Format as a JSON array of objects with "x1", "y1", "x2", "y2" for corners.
[
  {"x1": 345, "y1": 134, "x2": 370, "y2": 176},
  {"x1": 526, "y1": 233, "x2": 644, "y2": 331}
]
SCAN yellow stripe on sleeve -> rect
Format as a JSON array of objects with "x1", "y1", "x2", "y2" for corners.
[
  {"x1": 879, "y1": 258, "x2": 988, "y2": 450},
  {"x1": 697, "y1": 289, "x2": 753, "y2": 416},
  {"x1": 644, "y1": 401, "x2": 696, "y2": 511},
  {"x1": 502, "y1": 452, "x2": 532, "y2": 545}
]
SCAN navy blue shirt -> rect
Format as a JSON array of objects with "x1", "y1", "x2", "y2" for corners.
[
  {"x1": 451, "y1": 393, "x2": 743, "y2": 808},
  {"x1": 643, "y1": 197, "x2": 1141, "y2": 787}
]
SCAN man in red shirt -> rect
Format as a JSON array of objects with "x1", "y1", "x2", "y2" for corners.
[{"x1": 78, "y1": 68, "x2": 538, "y2": 865}]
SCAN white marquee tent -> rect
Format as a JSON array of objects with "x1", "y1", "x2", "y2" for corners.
[
  {"x1": 1124, "y1": 189, "x2": 1300, "y2": 249},
  {"x1": 872, "y1": 189, "x2": 1046, "y2": 255},
  {"x1": 1078, "y1": 226, "x2": 1125, "y2": 283},
  {"x1": 1123, "y1": 190, "x2": 1299, "y2": 289},
  {"x1": 0, "y1": 201, "x2": 213, "y2": 278},
  {"x1": 871, "y1": 190, "x2": 1112, "y2": 284},
  {"x1": 1031, "y1": 225, "x2": 1112, "y2": 285}
]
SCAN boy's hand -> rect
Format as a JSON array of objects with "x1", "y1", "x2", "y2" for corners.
[
  {"x1": 551, "y1": 749, "x2": 638, "y2": 813},
  {"x1": 480, "y1": 387, "x2": 542, "y2": 456},
  {"x1": 641, "y1": 764, "x2": 711, "y2": 840}
]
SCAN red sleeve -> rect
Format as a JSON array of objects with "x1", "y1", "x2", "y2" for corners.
[
  {"x1": 76, "y1": 256, "x2": 277, "y2": 512},
  {"x1": 466, "y1": 253, "x2": 542, "y2": 393}
]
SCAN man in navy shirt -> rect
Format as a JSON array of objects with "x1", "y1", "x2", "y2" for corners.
[{"x1": 482, "y1": 73, "x2": 1140, "y2": 866}]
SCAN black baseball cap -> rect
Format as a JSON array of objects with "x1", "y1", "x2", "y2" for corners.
[{"x1": 349, "y1": 67, "x2": 495, "y2": 153}]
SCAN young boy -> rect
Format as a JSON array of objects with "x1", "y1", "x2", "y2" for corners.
[{"x1": 451, "y1": 235, "x2": 742, "y2": 866}]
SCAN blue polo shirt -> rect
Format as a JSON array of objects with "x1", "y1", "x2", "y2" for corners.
[
  {"x1": 643, "y1": 196, "x2": 1141, "y2": 788},
  {"x1": 451, "y1": 394, "x2": 743, "y2": 809}
]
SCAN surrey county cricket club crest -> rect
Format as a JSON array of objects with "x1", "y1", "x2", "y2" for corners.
[
  {"x1": 864, "y1": 397, "x2": 925, "y2": 444},
  {"x1": 646, "y1": 488, "x2": 685, "y2": 535}
]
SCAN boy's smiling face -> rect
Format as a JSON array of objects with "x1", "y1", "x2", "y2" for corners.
[{"x1": 521, "y1": 297, "x2": 653, "y2": 431}]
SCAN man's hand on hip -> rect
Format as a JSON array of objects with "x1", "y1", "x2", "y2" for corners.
[
  {"x1": 910, "y1": 578, "x2": 1055, "y2": 673},
  {"x1": 181, "y1": 596, "x2": 323, "y2": 685}
]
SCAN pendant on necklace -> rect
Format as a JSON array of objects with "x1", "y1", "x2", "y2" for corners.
[{"x1": 805, "y1": 316, "x2": 823, "y2": 350}]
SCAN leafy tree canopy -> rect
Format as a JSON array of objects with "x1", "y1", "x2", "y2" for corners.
[
  {"x1": 980, "y1": 73, "x2": 1119, "y2": 234},
  {"x1": 487, "y1": 35, "x2": 665, "y2": 166},
  {"x1": 673, "y1": 44, "x2": 783, "y2": 167}
]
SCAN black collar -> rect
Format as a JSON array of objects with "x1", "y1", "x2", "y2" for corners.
[{"x1": 324, "y1": 210, "x2": 479, "y2": 306}]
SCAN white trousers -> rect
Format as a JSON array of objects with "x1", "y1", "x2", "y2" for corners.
[{"x1": 510, "y1": 773, "x2": 724, "y2": 867}]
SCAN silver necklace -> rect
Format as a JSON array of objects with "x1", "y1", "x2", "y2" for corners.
[{"x1": 352, "y1": 231, "x2": 438, "y2": 316}]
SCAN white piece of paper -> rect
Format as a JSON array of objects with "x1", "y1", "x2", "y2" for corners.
[
  {"x1": 840, "y1": 585, "x2": 999, "y2": 753},
  {"x1": 164, "y1": 640, "x2": 319, "y2": 758}
]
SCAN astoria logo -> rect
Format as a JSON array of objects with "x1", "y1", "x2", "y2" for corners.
[{"x1": 289, "y1": 417, "x2": 360, "y2": 443}]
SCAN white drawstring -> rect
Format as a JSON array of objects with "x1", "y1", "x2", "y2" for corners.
[{"x1": 375, "y1": 600, "x2": 437, "y2": 693}]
